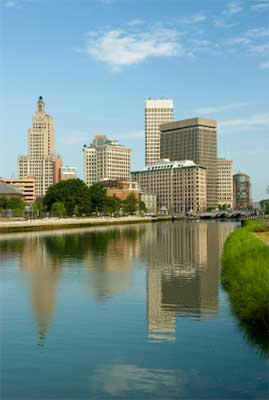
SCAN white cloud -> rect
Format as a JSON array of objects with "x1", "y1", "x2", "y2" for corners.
[
  {"x1": 176, "y1": 14, "x2": 206, "y2": 24},
  {"x1": 226, "y1": 1, "x2": 244, "y2": 14},
  {"x1": 86, "y1": 28, "x2": 185, "y2": 68},
  {"x1": 259, "y1": 60, "x2": 269, "y2": 69},
  {"x1": 219, "y1": 114, "x2": 269, "y2": 128},
  {"x1": 246, "y1": 28, "x2": 269, "y2": 38},
  {"x1": 248, "y1": 43, "x2": 269, "y2": 55},
  {"x1": 127, "y1": 19, "x2": 144, "y2": 27},
  {"x1": 117, "y1": 130, "x2": 144, "y2": 139},
  {"x1": 250, "y1": 1, "x2": 269, "y2": 11},
  {"x1": 193, "y1": 103, "x2": 246, "y2": 115},
  {"x1": 61, "y1": 132, "x2": 89, "y2": 145}
]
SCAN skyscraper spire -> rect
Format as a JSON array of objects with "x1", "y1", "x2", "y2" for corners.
[{"x1": 37, "y1": 96, "x2": 45, "y2": 113}]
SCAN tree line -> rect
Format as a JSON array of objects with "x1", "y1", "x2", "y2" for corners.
[{"x1": 34, "y1": 179, "x2": 146, "y2": 217}]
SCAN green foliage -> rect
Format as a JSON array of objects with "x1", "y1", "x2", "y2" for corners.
[
  {"x1": 104, "y1": 196, "x2": 121, "y2": 216},
  {"x1": 221, "y1": 221, "x2": 269, "y2": 333},
  {"x1": 0, "y1": 197, "x2": 8, "y2": 210},
  {"x1": 44, "y1": 179, "x2": 91, "y2": 216},
  {"x1": 52, "y1": 202, "x2": 66, "y2": 217},
  {"x1": 139, "y1": 200, "x2": 147, "y2": 212},
  {"x1": 122, "y1": 193, "x2": 138, "y2": 215},
  {"x1": 0, "y1": 196, "x2": 25, "y2": 216},
  {"x1": 32, "y1": 198, "x2": 45, "y2": 216},
  {"x1": 88, "y1": 183, "x2": 107, "y2": 213},
  {"x1": 73, "y1": 205, "x2": 79, "y2": 216}
]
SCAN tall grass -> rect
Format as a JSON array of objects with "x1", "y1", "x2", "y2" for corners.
[{"x1": 221, "y1": 221, "x2": 269, "y2": 330}]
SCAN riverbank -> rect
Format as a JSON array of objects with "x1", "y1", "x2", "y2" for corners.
[
  {"x1": 221, "y1": 220, "x2": 269, "y2": 330},
  {"x1": 0, "y1": 215, "x2": 175, "y2": 234}
]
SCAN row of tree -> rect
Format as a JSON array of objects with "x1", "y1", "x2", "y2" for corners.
[
  {"x1": 34, "y1": 179, "x2": 146, "y2": 217},
  {"x1": 0, "y1": 197, "x2": 25, "y2": 216}
]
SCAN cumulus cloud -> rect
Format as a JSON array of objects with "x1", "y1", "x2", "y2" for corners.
[
  {"x1": 193, "y1": 103, "x2": 246, "y2": 115},
  {"x1": 250, "y1": 1, "x2": 269, "y2": 11},
  {"x1": 117, "y1": 130, "x2": 144, "y2": 139},
  {"x1": 259, "y1": 60, "x2": 269, "y2": 69},
  {"x1": 86, "y1": 28, "x2": 185, "y2": 68},
  {"x1": 219, "y1": 114, "x2": 269, "y2": 128},
  {"x1": 225, "y1": 1, "x2": 244, "y2": 14},
  {"x1": 61, "y1": 131, "x2": 89, "y2": 145},
  {"x1": 176, "y1": 14, "x2": 206, "y2": 24}
]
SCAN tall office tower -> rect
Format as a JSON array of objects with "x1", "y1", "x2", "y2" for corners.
[
  {"x1": 18, "y1": 97, "x2": 62, "y2": 198},
  {"x1": 145, "y1": 99, "x2": 174, "y2": 165},
  {"x1": 217, "y1": 159, "x2": 233, "y2": 208},
  {"x1": 160, "y1": 118, "x2": 217, "y2": 209},
  {"x1": 83, "y1": 135, "x2": 131, "y2": 187},
  {"x1": 233, "y1": 172, "x2": 252, "y2": 209}
]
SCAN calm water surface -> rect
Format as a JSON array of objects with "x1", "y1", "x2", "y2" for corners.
[{"x1": 1, "y1": 221, "x2": 268, "y2": 399}]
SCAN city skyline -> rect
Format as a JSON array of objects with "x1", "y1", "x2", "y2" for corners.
[{"x1": 1, "y1": 0, "x2": 269, "y2": 200}]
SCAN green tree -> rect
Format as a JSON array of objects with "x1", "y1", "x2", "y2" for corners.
[
  {"x1": 0, "y1": 197, "x2": 8, "y2": 211},
  {"x1": 105, "y1": 196, "x2": 121, "y2": 216},
  {"x1": 43, "y1": 179, "x2": 91, "y2": 216},
  {"x1": 139, "y1": 200, "x2": 147, "y2": 213},
  {"x1": 32, "y1": 198, "x2": 45, "y2": 217},
  {"x1": 7, "y1": 197, "x2": 25, "y2": 216},
  {"x1": 122, "y1": 193, "x2": 138, "y2": 215},
  {"x1": 73, "y1": 205, "x2": 79, "y2": 216},
  {"x1": 89, "y1": 183, "x2": 107, "y2": 214},
  {"x1": 52, "y1": 202, "x2": 66, "y2": 217}
]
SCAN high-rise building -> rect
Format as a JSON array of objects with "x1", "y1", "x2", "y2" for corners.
[
  {"x1": 18, "y1": 97, "x2": 62, "y2": 198},
  {"x1": 233, "y1": 172, "x2": 252, "y2": 209},
  {"x1": 60, "y1": 166, "x2": 78, "y2": 181},
  {"x1": 0, "y1": 177, "x2": 35, "y2": 203},
  {"x1": 83, "y1": 135, "x2": 131, "y2": 187},
  {"x1": 217, "y1": 159, "x2": 233, "y2": 208},
  {"x1": 131, "y1": 159, "x2": 207, "y2": 214},
  {"x1": 160, "y1": 118, "x2": 217, "y2": 209},
  {"x1": 145, "y1": 99, "x2": 174, "y2": 165}
]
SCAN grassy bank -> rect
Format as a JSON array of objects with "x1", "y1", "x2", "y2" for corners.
[{"x1": 221, "y1": 220, "x2": 269, "y2": 331}]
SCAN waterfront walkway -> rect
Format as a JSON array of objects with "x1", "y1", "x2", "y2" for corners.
[{"x1": 0, "y1": 215, "x2": 155, "y2": 234}]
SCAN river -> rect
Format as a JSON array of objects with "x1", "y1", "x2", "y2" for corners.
[{"x1": 1, "y1": 221, "x2": 268, "y2": 399}]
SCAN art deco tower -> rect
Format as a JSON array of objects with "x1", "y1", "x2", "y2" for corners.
[{"x1": 18, "y1": 97, "x2": 62, "y2": 197}]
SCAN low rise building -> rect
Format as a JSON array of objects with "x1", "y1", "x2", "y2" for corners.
[
  {"x1": 0, "y1": 177, "x2": 35, "y2": 203},
  {"x1": 60, "y1": 166, "x2": 78, "y2": 181},
  {"x1": 0, "y1": 181, "x2": 24, "y2": 200},
  {"x1": 131, "y1": 159, "x2": 207, "y2": 214},
  {"x1": 140, "y1": 192, "x2": 157, "y2": 214},
  {"x1": 100, "y1": 179, "x2": 139, "y2": 201}
]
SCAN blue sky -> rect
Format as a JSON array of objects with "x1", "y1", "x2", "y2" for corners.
[{"x1": 1, "y1": 0, "x2": 268, "y2": 200}]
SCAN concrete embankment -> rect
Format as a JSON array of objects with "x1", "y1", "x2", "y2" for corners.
[{"x1": 0, "y1": 215, "x2": 175, "y2": 234}]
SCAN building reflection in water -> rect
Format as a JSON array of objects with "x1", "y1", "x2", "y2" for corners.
[
  {"x1": 85, "y1": 227, "x2": 141, "y2": 301},
  {"x1": 140, "y1": 222, "x2": 234, "y2": 342},
  {"x1": 0, "y1": 222, "x2": 235, "y2": 345},
  {"x1": 19, "y1": 235, "x2": 62, "y2": 345}
]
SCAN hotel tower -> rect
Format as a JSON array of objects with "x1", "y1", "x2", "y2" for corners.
[{"x1": 18, "y1": 97, "x2": 62, "y2": 198}]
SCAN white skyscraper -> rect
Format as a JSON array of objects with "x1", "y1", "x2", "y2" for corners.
[
  {"x1": 18, "y1": 97, "x2": 62, "y2": 198},
  {"x1": 145, "y1": 99, "x2": 174, "y2": 165}
]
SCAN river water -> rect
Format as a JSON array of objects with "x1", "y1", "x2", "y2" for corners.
[{"x1": 1, "y1": 221, "x2": 268, "y2": 399}]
